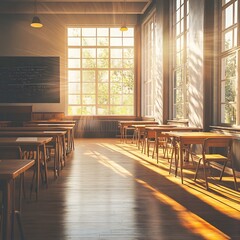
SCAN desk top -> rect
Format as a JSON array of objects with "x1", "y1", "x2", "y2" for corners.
[
  {"x1": 132, "y1": 124, "x2": 162, "y2": 128},
  {"x1": 0, "y1": 137, "x2": 53, "y2": 146},
  {"x1": 145, "y1": 126, "x2": 202, "y2": 132},
  {"x1": 24, "y1": 123, "x2": 75, "y2": 127},
  {"x1": 0, "y1": 159, "x2": 35, "y2": 180},
  {"x1": 0, "y1": 131, "x2": 66, "y2": 137},
  {"x1": 0, "y1": 126, "x2": 73, "y2": 131},
  {"x1": 27, "y1": 120, "x2": 76, "y2": 124},
  {"x1": 165, "y1": 132, "x2": 233, "y2": 144},
  {"x1": 166, "y1": 131, "x2": 232, "y2": 138},
  {"x1": 119, "y1": 121, "x2": 158, "y2": 125}
]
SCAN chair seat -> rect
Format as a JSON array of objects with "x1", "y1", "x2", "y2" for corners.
[{"x1": 196, "y1": 154, "x2": 228, "y2": 161}]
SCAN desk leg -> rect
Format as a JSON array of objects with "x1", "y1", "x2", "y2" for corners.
[
  {"x1": 180, "y1": 142, "x2": 184, "y2": 184},
  {"x1": 35, "y1": 146, "x2": 40, "y2": 200},
  {"x1": 2, "y1": 180, "x2": 13, "y2": 240},
  {"x1": 62, "y1": 135, "x2": 66, "y2": 168}
]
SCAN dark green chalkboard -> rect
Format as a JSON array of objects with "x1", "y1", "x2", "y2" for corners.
[{"x1": 0, "y1": 56, "x2": 60, "y2": 103}]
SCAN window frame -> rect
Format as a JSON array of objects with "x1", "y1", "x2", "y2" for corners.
[
  {"x1": 219, "y1": 0, "x2": 240, "y2": 126},
  {"x1": 66, "y1": 27, "x2": 135, "y2": 117},
  {"x1": 171, "y1": 0, "x2": 189, "y2": 120},
  {"x1": 141, "y1": 9, "x2": 157, "y2": 118}
]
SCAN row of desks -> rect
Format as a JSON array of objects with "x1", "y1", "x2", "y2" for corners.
[
  {"x1": 0, "y1": 120, "x2": 76, "y2": 240},
  {"x1": 121, "y1": 121, "x2": 237, "y2": 186}
]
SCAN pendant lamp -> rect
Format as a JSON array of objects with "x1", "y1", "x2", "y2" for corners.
[
  {"x1": 120, "y1": 0, "x2": 128, "y2": 31},
  {"x1": 31, "y1": 0, "x2": 43, "y2": 28}
]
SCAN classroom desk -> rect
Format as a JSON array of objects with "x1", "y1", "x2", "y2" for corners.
[
  {"x1": 145, "y1": 126, "x2": 202, "y2": 162},
  {"x1": 24, "y1": 123, "x2": 75, "y2": 127},
  {"x1": 24, "y1": 124, "x2": 75, "y2": 153},
  {"x1": 132, "y1": 124, "x2": 175, "y2": 149},
  {"x1": 0, "y1": 137, "x2": 52, "y2": 200},
  {"x1": 118, "y1": 121, "x2": 158, "y2": 142},
  {"x1": 0, "y1": 126, "x2": 74, "y2": 154},
  {"x1": 165, "y1": 131, "x2": 233, "y2": 184},
  {"x1": 0, "y1": 131, "x2": 66, "y2": 178},
  {"x1": 26, "y1": 120, "x2": 76, "y2": 124},
  {"x1": 0, "y1": 159, "x2": 35, "y2": 240}
]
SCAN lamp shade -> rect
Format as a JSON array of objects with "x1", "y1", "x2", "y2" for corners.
[
  {"x1": 120, "y1": 25, "x2": 128, "y2": 32},
  {"x1": 31, "y1": 16, "x2": 43, "y2": 28}
]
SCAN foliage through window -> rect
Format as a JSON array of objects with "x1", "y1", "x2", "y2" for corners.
[
  {"x1": 220, "y1": 0, "x2": 238, "y2": 124},
  {"x1": 172, "y1": 0, "x2": 189, "y2": 119},
  {"x1": 141, "y1": 11, "x2": 156, "y2": 117},
  {"x1": 67, "y1": 27, "x2": 135, "y2": 116}
]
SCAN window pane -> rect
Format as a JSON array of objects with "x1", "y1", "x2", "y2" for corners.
[
  {"x1": 98, "y1": 71, "x2": 109, "y2": 82},
  {"x1": 68, "y1": 95, "x2": 81, "y2": 104},
  {"x1": 68, "y1": 70, "x2": 80, "y2": 82},
  {"x1": 123, "y1": 38, "x2": 134, "y2": 46},
  {"x1": 224, "y1": 5, "x2": 233, "y2": 28},
  {"x1": 82, "y1": 38, "x2": 96, "y2": 46},
  {"x1": 82, "y1": 95, "x2": 96, "y2": 105},
  {"x1": 97, "y1": 28, "x2": 108, "y2": 36},
  {"x1": 82, "y1": 49, "x2": 96, "y2": 58},
  {"x1": 111, "y1": 49, "x2": 122, "y2": 58},
  {"x1": 68, "y1": 48, "x2": 80, "y2": 58},
  {"x1": 68, "y1": 59, "x2": 80, "y2": 68},
  {"x1": 68, "y1": 37, "x2": 81, "y2": 46},
  {"x1": 110, "y1": 38, "x2": 122, "y2": 46},
  {"x1": 82, "y1": 28, "x2": 96, "y2": 36},
  {"x1": 97, "y1": 48, "x2": 109, "y2": 58},
  {"x1": 223, "y1": 30, "x2": 233, "y2": 51},
  {"x1": 68, "y1": 83, "x2": 80, "y2": 94},
  {"x1": 68, "y1": 28, "x2": 81, "y2": 37}
]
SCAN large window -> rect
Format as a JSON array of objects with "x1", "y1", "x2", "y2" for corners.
[
  {"x1": 141, "y1": 11, "x2": 156, "y2": 117},
  {"x1": 67, "y1": 27, "x2": 135, "y2": 116},
  {"x1": 220, "y1": 0, "x2": 239, "y2": 125},
  {"x1": 172, "y1": 0, "x2": 189, "y2": 119}
]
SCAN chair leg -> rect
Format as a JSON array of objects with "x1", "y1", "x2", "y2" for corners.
[
  {"x1": 169, "y1": 146, "x2": 175, "y2": 174},
  {"x1": 219, "y1": 162, "x2": 227, "y2": 181},
  {"x1": 194, "y1": 158, "x2": 202, "y2": 181},
  {"x1": 229, "y1": 161, "x2": 238, "y2": 191},
  {"x1": 202, "y1": 160, "x2": 209, "y2": 190}
]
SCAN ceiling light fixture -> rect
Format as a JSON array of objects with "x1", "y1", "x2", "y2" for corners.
[
  {"x1": 31, "y1": 0, "x2": 43, "y2": 28},
  {"x1": 120, "y1": 0, "x2": 128, "y2": 32}
]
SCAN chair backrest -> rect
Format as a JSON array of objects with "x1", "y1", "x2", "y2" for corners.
[
  {"x1": 202, "y1": 138, "x2": 232, "y2": 156},
  {"x1": 0, "y1": 146, "x2": 22, "y2": 159},
  {"x1": 146, "y1": 130, "x2": 155, "y2": 139}
]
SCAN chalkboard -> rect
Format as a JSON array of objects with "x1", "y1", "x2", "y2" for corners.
[{"x1": 0, "y1": 56, "x2": 60, "y2": 103}]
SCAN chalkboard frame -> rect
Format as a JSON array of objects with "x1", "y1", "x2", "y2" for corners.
[{"x1": 0, "y1": 56, "x2": 60, "y2": 103}]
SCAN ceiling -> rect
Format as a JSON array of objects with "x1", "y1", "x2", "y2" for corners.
[{"x1": 0, "y1": 0, "x2": 152, "y2": 15}]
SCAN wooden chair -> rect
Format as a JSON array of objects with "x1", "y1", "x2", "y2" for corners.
[
  {"x1": 141, "y1": 129, "x2": 155, "y2": 156},
  {"x1": 0, "y1": 146, "x2": 25, "y2": 240},
  {"x1": 123, "y1": 125, "x2": 135, "y2": 143},
  {"x1": 194, "y1": 138, "x2": 238, "y2": 191}
]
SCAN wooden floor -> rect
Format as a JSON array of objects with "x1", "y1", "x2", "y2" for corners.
[{"x1": 13, "y1": 138, "x2": 240, "y2": 240}]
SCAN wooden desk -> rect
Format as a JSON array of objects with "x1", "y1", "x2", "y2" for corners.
[
  {"x1": 131, "y1": 124, "x2": 159, "y2": 148},
  {"x1": 0, "y1": 137, "x2": 52, "y2": 200},
  {"x1": 118, "y1": 121, "x2": 158, "y2": 142},
  {"x1": 25, "y1": 125, "x2": 75, "y2": 153},
  {"x1": 26, "y1": 120, "x2": 76, "y2": 124},
  {"x1": 165, "y1": 131, "x2": 233, "y2": 184},
  {"x1": 24, "y1": 123, "x2": 75, "y2": 127},
  {"x1": 0, "y1": 126, "x2": 74, "y2": 154},
  {"x1": 145, "y1": 126, "x2": 202, "y2": 162},
  {"x1": 0, "y1": 159, "x2": 35, "y2": 240},
  {"x1": 0, "y1": 131, "x2": 66, "y2": 178}
]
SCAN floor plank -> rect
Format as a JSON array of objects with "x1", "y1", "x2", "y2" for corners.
[{"x1": 14, "y1": 138, "x2": 240, "y2": 240}]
